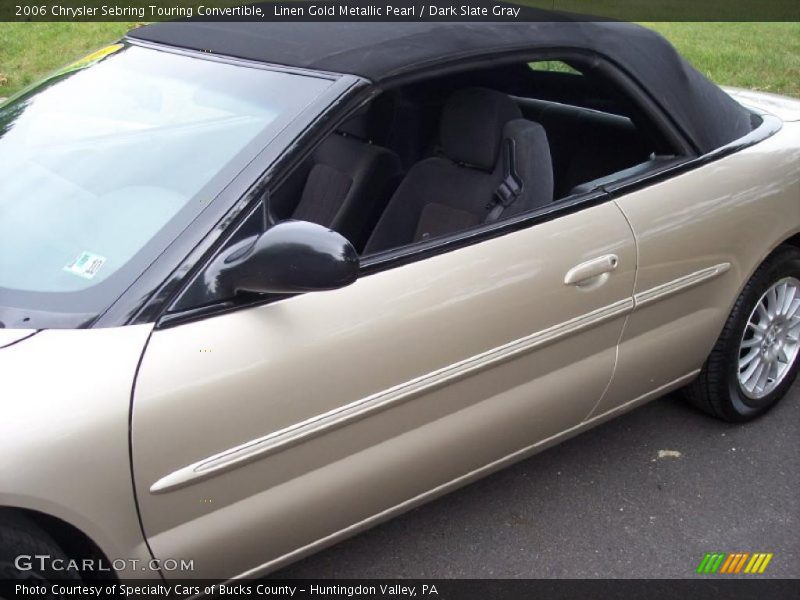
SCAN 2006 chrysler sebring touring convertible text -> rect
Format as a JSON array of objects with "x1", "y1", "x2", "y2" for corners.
[{"x1": 0, "y1": 19, "x2": 799, "y2": 584}]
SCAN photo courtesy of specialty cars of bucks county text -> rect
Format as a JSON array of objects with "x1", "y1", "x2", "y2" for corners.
[{"x1": 0, "y1": 9, "x2": 798, "y2": 599}]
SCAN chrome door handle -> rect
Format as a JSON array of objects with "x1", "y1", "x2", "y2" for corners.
[{"x1": 564, "y1": 254, "x2": 619, "y2": 287}]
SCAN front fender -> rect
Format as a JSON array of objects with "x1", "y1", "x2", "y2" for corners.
[{"x1": 0, "y1": 324, "x2": 153, "y2": 578}]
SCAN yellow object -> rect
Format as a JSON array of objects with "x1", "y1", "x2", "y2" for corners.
[{"x1": 58, "y1": 44, "x2": 123, "y2": 76}]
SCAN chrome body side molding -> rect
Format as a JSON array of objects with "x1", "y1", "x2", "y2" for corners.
[
  {"x1": 633, "y1": 262, "x2": 731, "y2": 308},
  {"x1": 222, "y1": 369, "x2": 700, "y2": 582},
  {"x1": 150, "y1": 297, "x2": 633, "y2": 494},
  {"x1": 151, "y1": 263, "x2": 730, "y2": 494}
]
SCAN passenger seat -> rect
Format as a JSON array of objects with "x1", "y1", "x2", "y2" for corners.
[
  {"x1": 292, "y1": 110, "x2": 402, "y2": 250},
  {"x1": 364, "y1": 88, "x2": 553, "y2": 254}
]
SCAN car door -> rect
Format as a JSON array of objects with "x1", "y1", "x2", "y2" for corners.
[{"x1": 131, "y1": 200, "x2": 636, "y2": 579}]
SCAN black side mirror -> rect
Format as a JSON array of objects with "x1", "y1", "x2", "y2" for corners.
[{"x1": 207, "y1": 221, "x2": 359, "y2": 295}]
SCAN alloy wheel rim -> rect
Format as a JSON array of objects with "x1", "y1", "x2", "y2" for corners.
[{"x1": 738, "y1": 276, "x2": 800, "y2": 400}]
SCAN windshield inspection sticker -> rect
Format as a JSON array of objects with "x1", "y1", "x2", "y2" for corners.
[{"x1": 63, "y1": 251, "x2": 107, "y2": 280}]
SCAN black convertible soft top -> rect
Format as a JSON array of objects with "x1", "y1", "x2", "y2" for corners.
[{"x1": 130, "y1": 19, "x2": 754, "y2": 154}]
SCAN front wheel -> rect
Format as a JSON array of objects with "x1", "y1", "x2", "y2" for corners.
[
  {"x1": 685, "y1": 245, "x2": 800, "y2": 422},
  {"x1": 0, "y1": 512, "x2": 81, "y2": 598}
]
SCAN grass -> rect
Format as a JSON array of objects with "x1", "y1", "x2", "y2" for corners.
[
  {"x1": 645, "y1": 22, "x2": 800, "y2": 97},
  {"x1": 0, "y1": 22, "x2": 798, "y2": 98},
  {"x1": 0, "y1": 23, "x2": 138, "y2": 97}
]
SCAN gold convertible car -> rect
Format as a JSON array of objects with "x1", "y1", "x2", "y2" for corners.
[{"x1": 0, "y1": 20, "x2": 798, "y2": 586}]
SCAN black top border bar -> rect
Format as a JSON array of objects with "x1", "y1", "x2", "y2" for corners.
[{"x1": 3, "y1": 0, "x2": 800, "y2": 22}]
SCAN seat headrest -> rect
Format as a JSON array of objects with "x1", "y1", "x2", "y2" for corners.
[
  {"x1": 439, "y1": 88, "x2": 522, "y2": 171},
  {"x1": 337, "y1": 106, "x2": 370, "y2": 141}
]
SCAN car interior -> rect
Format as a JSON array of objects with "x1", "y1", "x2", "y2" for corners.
[
  {"x1": 169, "y1": 59, "x2": 693, "y2": 312},
  {"x1": 267, "y1": 60, "x2": 681, "y2": 257}
]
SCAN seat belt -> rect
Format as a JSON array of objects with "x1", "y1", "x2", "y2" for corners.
[{"x1": 485, "y1": 138, "x2": 523, "y2": 223}]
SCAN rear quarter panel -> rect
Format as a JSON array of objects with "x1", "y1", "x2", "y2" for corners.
[{"x1": 593, "y1": 117, "x2": 800, "y2": 415}]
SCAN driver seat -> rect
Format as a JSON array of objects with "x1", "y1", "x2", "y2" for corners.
[{"x1": 364, "y1": 88, "x2": 553, "y2": 254}]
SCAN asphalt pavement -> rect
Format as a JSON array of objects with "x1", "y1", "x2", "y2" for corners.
[{"x1": 272, "y1": 383, "x2": 799, "y2": 579}]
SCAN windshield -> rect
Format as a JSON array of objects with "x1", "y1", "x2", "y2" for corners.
[{"x1": 0, "y1": 43, "x2": 332, "y2": 326}]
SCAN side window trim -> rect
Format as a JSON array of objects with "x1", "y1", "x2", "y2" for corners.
[
  {"x1": 153, "y1": 47, "x2": 689, "y2": 327},
  {"x1": 156, "y1": 186, "x2": 612, "y2": 329},
  {"x1": 151, "y1": 56, "x2": 780, "y2": 330}
]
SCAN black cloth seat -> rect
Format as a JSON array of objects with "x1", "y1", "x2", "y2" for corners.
[
  {"x1": 364, "y1": 88, "x2": 553, "y2": 254},
  {"x1": 292, "y1": 113, "x2": 402, "y2": 250}
]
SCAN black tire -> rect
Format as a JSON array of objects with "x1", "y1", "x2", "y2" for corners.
[
  {"x1": 685, "y1": 245, "x2": 800, "y2": 422},
  {"x1": 0, "y1": 512, "x2": 81, "y2": 599}
]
